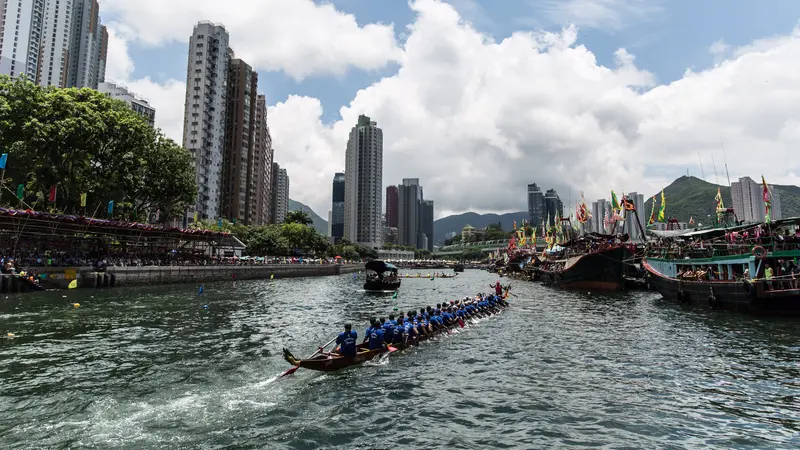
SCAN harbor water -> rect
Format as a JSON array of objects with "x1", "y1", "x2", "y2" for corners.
[{"x1": 1, "y1": 271, "x2": 798, "y2": 449}]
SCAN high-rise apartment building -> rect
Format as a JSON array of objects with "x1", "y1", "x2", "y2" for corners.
[
  {"x1": 98, "y1": 81, "x2": 155, "y2": 126},
  {"x1": 544, "y1": 189, "x2": 563, "y2": 225},
  {"x1": 271, "y1": 162, "x2": 289, "y2": 224},
  {"x1": 252, "y1": 94, "x2": 273, "y2": 226},
  {"x1": 66, "y1": 0, "x2": 103, "y2": 88},
  {"x1": 37, "y1": 0, "x2": 73, "y2": 87},
  {"x1": 421, "y1": 199, "x2": 434, "y2": 251},
  {"x1": 182, "y1": 22, "x2": 230, "y2": 221},
  {"x1": 343, "y1": 114, "x2": 383, "y2": 248},
  {"x1": 731, "y1": 177, "x2": 782, "y2": 223},
  {"x1": 623, "y1": 192, "x2": 645, "y2": 241},
  {"x1": 221, "y1": 58, "x2": 258, "y2": 224},
  {"x1": 386, "y1": 185, "x2": 398, "y2": 228},
  {"x1": 527, "y1": 183, "x2": 545, "y2": 226},
  {"x1": 0, "y1": 0, "x2": 44, "y2": 81},
  {"x1": 592, "y1": 199, "x2": 608, "y2": 233},
  {"x1": 331, "y1": 172, "x2": 345, "y2": 243},
  {"x1": 398, "y1": 178, "x2": 422, "y2": 248},
  {"x1": 96, "y1": 24, "x2": 107, "y2": 83}
]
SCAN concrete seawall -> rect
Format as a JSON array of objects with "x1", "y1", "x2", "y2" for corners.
[{"x1": 12, "y1": 264, "x2": 364, "y2": 291}]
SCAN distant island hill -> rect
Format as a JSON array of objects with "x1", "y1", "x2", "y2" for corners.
[{"x1": 292, "y1": 175, "x2": 800, "y2": 246}]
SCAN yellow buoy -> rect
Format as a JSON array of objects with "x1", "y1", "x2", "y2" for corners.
[
  {"x1": 72, "y1": 303, "x2": 80, "y2": 308},
  {"x1": 7, "y1": 332, "x2": 15, "y2": 337},
  {"x1": 270, "y1": 273, "x2": 274, "y2": 279}
]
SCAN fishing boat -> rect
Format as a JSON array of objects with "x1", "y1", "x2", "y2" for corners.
[
  {"x1": 538, "y1": 233, "x2": 636, "y2": 291},
  {"x1": 643, "y1": 216, "x2": 800, "y2": 316},
  {"x1": 363, "y1": 260, "x2": 401, "y2": 291},
  {"x1": 282, "y1": 291, "x2": 510, "y2": 373}
]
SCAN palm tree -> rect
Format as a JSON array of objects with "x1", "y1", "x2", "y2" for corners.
[{"x1": 284, "y1": 210, "x2": 313, "y2": 226}]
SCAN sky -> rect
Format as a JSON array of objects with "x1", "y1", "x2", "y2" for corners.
[{"x1": 99, "y1": 0, "x2": 800, "y2": 219}]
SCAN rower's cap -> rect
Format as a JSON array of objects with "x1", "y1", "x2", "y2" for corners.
[{"x1": 345, "y1": 323, "x2": 352, "y2": 330}]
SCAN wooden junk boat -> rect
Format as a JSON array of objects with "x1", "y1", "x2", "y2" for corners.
[
  {"x1": 363, "y1": 260, "x2": 401, "y2": 291},
  {"x1": 282, "y1": 291, "x2": 510, "y2": 373},
  {"x1": 538, "y1": 233, "x2": 636, "y2": 291},
  {"x1": 643, "y1": 216, "x2": 800, "y2": 316}
]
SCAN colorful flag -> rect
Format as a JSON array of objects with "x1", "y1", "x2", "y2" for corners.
[
  {"x1": 657, "y1": 190, "x2": 666, "y2": 222},
  {"x1": 0, "y1": 153, "x2": 7, "y2": 170},
  {"x1": 689, "y1": 216, "x2": 695, "y2": 225},
  {"x1": 79, "y1": 192, "x2": 87, "y2": 207},
  {"x1": 611, "y1": 190, "x2": 621, "y2": 212},
  {"x1": 648, "y1": 196, "x2": 656, "y2": 225},
  {"x1": 48, "y1": 185, "x2": 57, "y2": 203},
  {"x1": 761, "y1": 175, "x2": 771, "y2": 223},
  {"x1": 107, "y1": 200, "x2": 114, "y2": 216},
  {"x1": 16, "y1": 184, "x2": 23, "y2": 200},
  {"x1": 714, "y1": 187, "x2": 725, "y2": 211}
]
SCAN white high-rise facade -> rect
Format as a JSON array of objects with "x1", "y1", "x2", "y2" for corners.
[
  {"x1": 731, "y1": 177, "x2": 782, "y2": 223},
  {"x1": 0, "y1": 0, "x2": 44, "y2": 81},
  {"x1": 344, "y1": 114, "x2": 383, "y2": 248},
  {"x1": 37, "y1": 0, "x2": 73, "y2": 87},
  {"x1": 271, "y1": 162, "x2": 289, "y2": 224},
  {"x1": 182, "y1": 21, "x2": 230, "y2": 221},
  {"x1": 98, "y1": 81, "x2": 155, "y2": 127}
]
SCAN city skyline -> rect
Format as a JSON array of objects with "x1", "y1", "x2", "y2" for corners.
[{"x1": 6, "y1": 1, "x2": 800, "y2": 221}]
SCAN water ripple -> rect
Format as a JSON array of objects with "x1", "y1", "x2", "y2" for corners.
[{"x1": 0, "y1": 272, "x2": 798, "y2": 449}]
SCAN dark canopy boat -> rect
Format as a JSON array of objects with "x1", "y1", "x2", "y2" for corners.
[
  {"x1": 282, "y1": 290, "x2": 510, "y2": 373},
  {"x1": 538, "y1": 233, "x2": 635, "y2": 291},
  {"x1": 363, "y1": 260, "x2": 401, "y2": 291},
  {"x1": 453, "y1": 263, "x2": 464, "y2": 272}
]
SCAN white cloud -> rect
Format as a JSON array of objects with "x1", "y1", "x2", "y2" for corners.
[
  {"x1": 109, "y1": 0, "x2": 800, "y2": 220},
  {"x1": 540, "y1": 0, "x2": 663, "y2": 31},
  {"x1": 101, "y1": 0, "x2": 402, "y2": 79}
]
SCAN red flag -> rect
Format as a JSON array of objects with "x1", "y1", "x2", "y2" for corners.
[{"x1": 48, "y1": 185, "x2": 57, "y2": 203}]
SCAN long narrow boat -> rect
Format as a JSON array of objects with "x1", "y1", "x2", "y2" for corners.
[{"x1": 282, "y1": 293, "x2": 510, "y2": 373}]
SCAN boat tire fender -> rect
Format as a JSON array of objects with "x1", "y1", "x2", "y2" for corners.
[
  {"x1": 752, "y1": 246, "x2": 767, "y2": 260},
  {"x1": 708, "y1": 295, "x2": 717, "y2": 309},
  {"x1": 742, "y1": 279, "x2": 750, "y2": 294},
  {"x1": 677, "y1": 290, "x2": 684, "y2": 303}
]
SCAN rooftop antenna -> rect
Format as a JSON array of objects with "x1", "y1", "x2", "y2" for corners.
[
  {"x1": 697, "y1": 152, "x2": 706, "y2": 180},
  {"x1": 711, "y1": 153, "x2": 720, "y2": 185},
  {"x1": 722, "y1": 142, "x2": 732, "y2": 187}
]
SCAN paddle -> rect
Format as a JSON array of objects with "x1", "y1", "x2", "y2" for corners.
[{"x1": 281, "y1": 335, "x2": 338, "y2": 377}]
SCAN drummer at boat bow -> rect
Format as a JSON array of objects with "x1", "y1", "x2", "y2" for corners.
[{"x1": 333, "y1": 324, "x2": 358, "y2": 357}]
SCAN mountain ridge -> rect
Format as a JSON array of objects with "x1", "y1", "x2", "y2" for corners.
[{"x1": 288, "y1": 199, "x2": 328, "y2": 235}]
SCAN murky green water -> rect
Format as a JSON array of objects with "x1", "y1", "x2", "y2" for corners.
[{"x1": 1, "y1": 270, "x2": 798, "y2": 449}]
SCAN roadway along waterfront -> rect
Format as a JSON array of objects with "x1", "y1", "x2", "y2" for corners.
[{"x1": 1, "y1": 271, "x2": 798, "y2": 448}]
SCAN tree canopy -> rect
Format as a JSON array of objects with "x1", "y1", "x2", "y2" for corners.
[
  {"x1": 284, "y1": 210, "x2": 313, "y2": 226},
  {"x1": 0, "y1": 75, "x2": 196, "y2": 221}
]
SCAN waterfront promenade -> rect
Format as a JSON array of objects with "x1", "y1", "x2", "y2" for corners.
[{"x1": 1, "y1": 263, "x2": 363, "y2": 292}]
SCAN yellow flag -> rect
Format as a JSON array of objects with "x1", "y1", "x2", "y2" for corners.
[
  {"x1": 68, "y1": 279, "x2": 78, "y2": 289},
  {"x1": 79, "y1": 193, "x2": 87, "y2": 207}
]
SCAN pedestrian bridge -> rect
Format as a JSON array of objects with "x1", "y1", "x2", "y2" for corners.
[{"x1": 434, "y1": 239, "x2": 547, "y2": 256}]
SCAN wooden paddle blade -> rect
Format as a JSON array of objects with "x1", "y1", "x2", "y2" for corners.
[
  {"x1": 458, "y1": 318, "x2": 465, "y2": 328},
  {"x1": 388, "y1": 346, "x2": 399, "y2": 353},
  {"x1": 280, "y1": 366, "x2": 299, "y2": 377}
]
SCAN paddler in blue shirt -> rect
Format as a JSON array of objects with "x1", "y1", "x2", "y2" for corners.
[
  {"x1": 367, "y1": 320, "x2": 386, "y2": 350},
  {"x1": 333, "y1": 324, "x2": 357, "y2": 357},
  {"x1": 363, "y1": 317, "x2": 376, "y2": 343},
  {"x1": 392, "y1": 320, "x2": 406, "y2": 344},
  {"x1": 382, "y1": 316, "x2": 395, "y2": 343}
]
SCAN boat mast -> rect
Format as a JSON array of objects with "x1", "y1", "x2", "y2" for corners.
[
  {"x1": 711, "y1": 153, "x2": 720, "y2": 185},
  {"x1": 697, "y1": 152, "x2": 706, "y2": 180},
  {"x1": 722, "y1": 142, "x2": 732, "y2": 187}
]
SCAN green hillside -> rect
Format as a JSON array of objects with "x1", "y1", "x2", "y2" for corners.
[
  {"x1": 643, "y1": 176, "x2": 800, "y2": 225},
  {"x1": 288, "y1": 199, "x2": 327, "y2": 235}
]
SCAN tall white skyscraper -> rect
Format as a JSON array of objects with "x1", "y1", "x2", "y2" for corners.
[
  {"x1": 344, "y1": 114, "x2": 383, "y2": 248},
  {"x1": 37, "y1": 0, "x2": 73, "y2": 87},
  {"x1": 730, "y1": 176, "x2": 782, "y2": 223},
  {"x1": 0, "y1": 0, "x2": 44, "y2": 81},
  {"x1": 182, "y1": 21, "x2": 230, "y2": 221},
  {"x1": 98, "y1": 81, "x2": 155, "y2": 126}
]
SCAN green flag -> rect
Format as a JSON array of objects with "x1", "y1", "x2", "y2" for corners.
[
  {"x1": 16, "y1": 184, "x2": 23, "y2": 200},
  {"x1": 392, "y1": 291, "x2": 398, "y2": 300}
]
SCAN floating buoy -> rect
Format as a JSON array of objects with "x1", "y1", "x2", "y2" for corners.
[
  {"x1": 72, "y1": 303, "x2": 80, "y2": 308},
  {"x1": 202, "y1": 304, "x2": 209, "y2": 310},
  {"x1": 270, "y1": 274, "x2": 274, "y2": 280},
  {"x1": 7, "y1": 332, "x2": 15, "y2": 337}
]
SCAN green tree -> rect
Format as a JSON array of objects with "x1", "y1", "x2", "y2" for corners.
[
  {"x1": 284, "y1": 210, "x2": 313, "y2": 226},
  {"x1": 0, "y1": 76, "x2": 195, "y2": 220}
]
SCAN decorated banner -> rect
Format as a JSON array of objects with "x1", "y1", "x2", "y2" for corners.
[
  {"x1": 761, "y1": 175, "x2": 771, "y2": 223},
  {"x1": 657, "y1": 190, "x2": 666, "y2": 222},
  {"x1": 648, "y1": 196, "x2": 656, "y2": 225}
]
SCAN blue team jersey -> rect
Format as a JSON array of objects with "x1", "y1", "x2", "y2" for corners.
[
  {"x1": 368, "y1": 328, "x2": 384, "y2": 350},
  {"x1": 337, "y1": 330, "x2": 357, "y2": 356},
  {"x1": 382, "y1": 322, "x2": 394, "y2": 340},
  {"x1": 393, "y1": 325, "x2": 405, "y2": 343}
]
